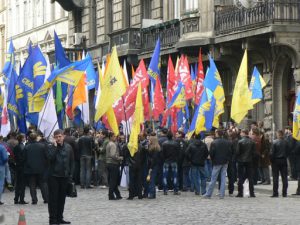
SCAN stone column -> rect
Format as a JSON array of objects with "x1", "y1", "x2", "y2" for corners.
[{"x1": 263, "y1": 72, "x2": 273, "y2": 131}]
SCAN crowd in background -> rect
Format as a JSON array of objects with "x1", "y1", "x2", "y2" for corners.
[{"x1": 1, "y1": 121, "x2": 300, "y2": 206}]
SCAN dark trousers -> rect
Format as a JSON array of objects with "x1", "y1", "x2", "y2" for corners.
[
  {"x1": 73, "y1": 160, "x2": 80, "y2": 185},
  {"x1": 107, "y1": 163, "x2": 121, "y2": 199},
  {"x1": 297, "y1": 171, "x2": 300, "y2": 194},
  {"x1": 48, "y1": 176, "x2": 68, "y2": 224},
  {"x1": 237, "y1": 162, "x2": 255, "y2": 196},
  {"x1": 271, "y1": 158, "x2": 288, "y2": 196},
  {"x1": 289, "y1": 154, "x2": 297, "y2": 179},
  {"x1": 128, "y1": 166, "x2": 143, "y2": 198},
  {"x1": 14, "y1": 169, "x2": 26, "y2": 203},
  {"x1": 27, "y1": 174, "x2": 48, "y2": 203},
  {"x1": 227, "y1": 161, "x2": 236, "y2": 194}
]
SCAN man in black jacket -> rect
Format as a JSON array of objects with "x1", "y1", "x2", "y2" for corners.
[
  {"x1": 204, "y1": 129, "x2": 232, "y2": 199},
  {"x1": 270, "y1": 130, "x2": 290, "y2": 197},
  {"x1": 162, "y1": 131, "x2": 180, "y2": 195},
  {"x1": 24, "y1": 132, "x2": 49, "y2": 204},
  {"x1": 186, "y1": 133, "x2": 208, "y2": 195},
  {"x1": 48, "y1": 129, "x2": 74, "y2": 225},
  {"x1": 78, "y1": 126, "x2": 95, "y2": 188},
  {"x1": 236, "y1": 129, "x2": 256, "y2": 198}
]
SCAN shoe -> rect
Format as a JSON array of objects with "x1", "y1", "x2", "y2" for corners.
[
  {"x1": 292, "y1": 193, "x2": 300, "y2": 196},
  {"x1": 44, "y1": 201, "x2": 48, "y2": 204},
  {"x1": 282, "y1": 194, "x2": 287, "y2": 198},
  {"x1": 109, "y1": 198, "x2": 117, "y2": 200},
  {"x1": 262, "y1": 182, "x2": 271, "y2": 185},
  {"x1": 32, "y1": 201, "x2": 37, "y2": 205},
  {"x1": 86, "y1": 185, "x2": 93, "y2": 189},
  {"x1": 80, "y1": 186, "x2": 85, "y2": 189},
  {"x1": 116, "y1": 196, "x2": 122, "y2": 200},
  {"x1": 228, "y1": 194, "x2": 234, "y2": 197},
  {"x1": 249, "y1": 194, "x2": 256, "y2": 198},
  {"x1": 270, "y1": 194, "x2": 279, "y2": 198},
  {"x1": 182, "y1": 188, "x2": 188, "y2": 192},
  {"x1": 174, "y1": 191, "x2": 180, "y2": 195},
  {"x1": 19, "y1": 201, "x2": 29, "y2": 205},
  {"x1": 59, "y1": 220, "x2": 71, "y2": 224},
  {"x1": 202, "y1": 195, "x2": 211, "y2": 199},
  {"x1": 14, "y1": 201, "x2": 19, "y2": 204},
  {"x1": 127, "y1": 197, "x2": 133, "y2": 200},
  {"x1": 236, "y1": 194, "x2": 243, "y2": 198},
  {"x1": 195, "y1": 192, "x2": 200, "y2": 196},
  {"x1": 0, "y1": 201, "x2": 4, "y2": 205},
  {"x1": 163, "y1": 191, "x2": 168, "y2": 195}
]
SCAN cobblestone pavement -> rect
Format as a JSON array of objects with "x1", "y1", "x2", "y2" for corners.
[{"x1": 1, "y1": 181, "x2": 300, "y2": 225}]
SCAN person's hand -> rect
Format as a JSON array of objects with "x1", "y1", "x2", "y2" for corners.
[
  {"x1": 119, "y1": 156, "x2": 124, "y2": 161},
  {"x1": 52, "y1": 140, "x2": 57, "y2": 147}
]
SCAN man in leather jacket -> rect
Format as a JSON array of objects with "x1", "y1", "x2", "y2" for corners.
[
  {"x1": 270, "y1": 130, "x2": 290, "y2": 197},
  {"x1": 236, "y1": 129, "x2": 256, "y2": 198},
  {"x1": 47, "y1": 129, "x2": 74, "y2": 225}
]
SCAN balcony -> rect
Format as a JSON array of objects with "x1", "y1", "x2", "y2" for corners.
[
  {"x1": 215, "y1": 1, "x2": 300, "y2": 35},
  {"x1": 141, "y1": 19, "x2": 180, "y2": 51},
  {"x1": 109, "y1": 28, "x2": 141, "y2": 56}
]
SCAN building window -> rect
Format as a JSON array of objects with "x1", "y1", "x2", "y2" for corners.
[
  {"x1": 185, "y1": 0, "x2": 198, "y2": 12},
  {"x1": 142, "y1": 0, "x2": 151, "y2": 19},
  {"x1": 73, "y1": 9, "x2": 82, "y2": 32}
]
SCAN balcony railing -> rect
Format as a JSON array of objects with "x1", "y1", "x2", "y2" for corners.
[
  {"x1": 141, "y1": 19, "x2": 180, "y2": 51},
  {"x1": 109, "y1": 28, "x2": 141, "y2": 50},
  {"x1": 215, "y1": 1, "x2": 300, "y2": 35}
]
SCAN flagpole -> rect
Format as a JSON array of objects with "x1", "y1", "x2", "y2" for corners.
[{"x1": 121, "y1": 96, "x2": 130, "y2": 142}]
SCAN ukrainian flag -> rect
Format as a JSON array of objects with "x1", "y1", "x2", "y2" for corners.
[
  {"x1": 249, "y1": 66, "x2": 266, "y2": 105},
  {"x1": 293, "y1": 92, "x2": 300, "y2": 140}
]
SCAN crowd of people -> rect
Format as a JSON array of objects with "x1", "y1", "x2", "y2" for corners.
[{"x1": 0, "y1": 122, "x2": 300, "y2": 224}]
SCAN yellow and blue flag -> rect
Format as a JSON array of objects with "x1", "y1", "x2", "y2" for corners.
[
  {"x1": 293, "y1": 92, "x2": 300, "y2": 140},
  {"x1": 167, "y1": 82, "x2": 186, "y2": 109},
  {"x1": 54, "y1": 31, "x2": 70, "y2": 68},
  {"x1": 203, "y1": 58, "x2": 225, "y2": 128},
  {"x1": 249, "y1": 66, "x2": 266, "y2": 105},
  {"x1": 231, "y1": 50, "x2": 253, "y2": 124},
  {"x1": 148, "y1": 38, "x2": 160, "y2": 84}
]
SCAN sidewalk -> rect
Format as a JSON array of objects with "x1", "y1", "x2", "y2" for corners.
[{"x1": 248, "y1": 180, "x2": 299, "y2": 196}]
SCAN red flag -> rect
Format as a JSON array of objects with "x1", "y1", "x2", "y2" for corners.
[
  {"x1": 124, "y1": 59, "x2": 150, "y2": 119},
  {"x1": 194, "y1": 48, "x2": 205, "y2": 105},
  {"x1": 153, "y1": 77, "x2": 165, "y2": 120},
  {"x1": 167, "y1": 56, "x2": 176, "y2": 102},
  {"x1": 178, "y1": 55, "x2": 193, "y2": 100}
]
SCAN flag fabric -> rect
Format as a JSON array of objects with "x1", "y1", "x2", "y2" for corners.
[
  {"x1": 249, "y1": 66, "x2": 266, "y2": 105},
  {"x1": 105, "y1": 107, "x2": 119, "y2": 136},
  {"x1": 94, "y1": 47, "x2": 127, "y2": 121},
  {"x1": 1, "y1": 39, "x2": 15, "y2": 80},
  {"x1": 0, "y1": 86, "x2": 11, "y2": 137},
  {"x1": 167, "y1": 82, "x2": 186, "y2": 109},
  {"x1": 7, "y1": 68, "x2": 19, "y2": 116},
  {"x1": 204, "y1": 57, "x2": 225, "y2": 128},
  {"x1": 38, "y1": 58, "x2": 59, "y2": 138},
  {"x1": 85, "y1": 53, "x2": 97, "y2": 90},
  {"x1": 167, "y1": 55, "x2": 176, "y2": 102},
  {"x1": 293, "y1": 92, "x2": 300, "y2": 140},
  {"x1": 231, "y1": 50, "x2": 253, "y2": 124},
  {"x1": 32, "y1": 56, "x2": 92, "y2": 112},
  {"x1": 123, "y1": 60, "x2": 129, "y2": 86},
  {"x1": 54, "y1": 31, "x2": 70, "y2": 68},
  {"x1": 128, "y1": 83, "x2": 144, "y2": 157},
  {"x1": 55, "y1": 81, "x2": 64, "y2": 113},
  {"x1": 124, "y1": 59, "x2": 149, "y2": 119},
  {"x1": 147, "y1": 39, "x2": 160, "y2": 84},
  {"x1": 153, "y1": 77, "x2": 165, "y2": 120},
  {"x1": 194, "y1": 48, "x2": 205, "y2": 105},
  {"x1": 178, "y1": 55, "x2": 194, "y2": 100}
]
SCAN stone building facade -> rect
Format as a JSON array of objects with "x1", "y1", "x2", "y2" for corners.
[
  {"x1": 0, "y1": 0, "x2": 7, "y2": 71},
  {"x1": 52, "y1": 0, "x2": 300, "y2": 130},
  {"x1": 3, "y1": 0, "x2": 69, "y2": 67}
]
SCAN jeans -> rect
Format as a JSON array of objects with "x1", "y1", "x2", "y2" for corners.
[
  {"x1": 190, "y1": 166, "x2": 206, "y2": 195},
  {"x1": 5, "y1": 163, "x2": 12, "y2": 184},
  {"x1": 163, "y1": 162, "x2": 178, "y2": 192},
  {"x1": 205, "y1": 159, "x2": 212, "y2": 181},
  {"x1": 206, "y1": 164, "x2": 228, "y2": 198},
  {"x1": 48, "y1": 176, "x2": 68, "y2": 224},
  {"x1": 0, "y1": 165, "x2": 5, "y2": 202},
  {"x1": 148, "y1": 166, "x2": 158, "y2": 198},
  {"x1": 182, "y1": 167, "x2": 191, "y2": 190},
  {"x1": 107, "y1": 163, "x2": 121, "y2": 199},
  {"x1": 237, "y1": 162, "x2": 255, "y2": 196},
  {"x1": 80, "y1": 156, "x2": 92, "y2": 187},
  {"x1": 272, "y1": 158, "x2": 288, "y2": 196}
]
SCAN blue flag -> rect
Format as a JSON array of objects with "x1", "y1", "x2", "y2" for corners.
[
  {"x1": 85, "y1": 53, "x2": 97, "y2": 90},
  {"x1": 7, "y1": 68, "x2": 19, "y2": 117},
  {"x1": 249, "y1": 66, "x2": 266, "y2": 105},
  {"x1": 148, "y1": 39, "x2": 161, "y2": 83},
  {"x1": 54, "y1": 31, "x2": 71, "y2": 68},
  {"x1": 2, "y1": 39, "x2": 15, "y2": 80},
  {"x1": 167, "y1": 82, "x2": 186, "y2": 109}
]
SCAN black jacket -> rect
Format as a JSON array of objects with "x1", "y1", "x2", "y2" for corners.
[
  {"x1": 270, "y1": 138, "x2": 290, "y2": 160},
  {"x1": 78, "y1": 135, "x2": 94, "y2": 157},
  {"x1": 236, "y1": 136, "x2": 256, "y2": 163},
  {"x1": 48, "y1": 143, "x2": 74, "y2": 178},
  {"x1": 13, "y1": 143, "x2": 25, "y2": 170},
  {"x1": 162, "y1": 140, "x2": 180, "y2": 163},
  {"x1": 210, "y1": 138, "x2": 233, "y2": 165},
  {"x1": 24, "y1": 141, "x2": 48, "y2": 175},
  {"x1": 148, "y1": 150, "x2": 160, "y2": 169},
  {"x1": 64, "y1": 135, "x2": 79, "y2": 161},
  {"x1": 186, "y1": 139, "x2": 208, "y2": 167},
  {"x1": 127, "y1": 142, "x2": 146, "y2": 169},
  {"x1": 176, "y1": 138, "x2": 188, "y2": 166}
]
